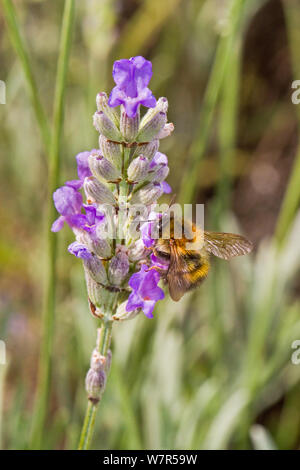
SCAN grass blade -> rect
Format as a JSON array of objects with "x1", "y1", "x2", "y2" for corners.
[
  {"x1": 117, "y1": 0, "x2": 183, "y2": 58},
  {"x1": 213, "y1": 37, "x2": 241, "y2": 224},
  {"x1": 250, "y1": 424, "x2": 277, "y2": 450},
  {"x1": 275, "y1": 0, "x2": 300, "y2": 247},
  {"x1": 179, "y1": 0, "x2": 246, "y2": 203},
  {"x1": 0, "y1": 361, "x2": 7, "y2": 449},
  {"x1": 29, "y1": 0, "x2": 75, "y2": 449},
  {"x1": 2, "y1": 0, "x2": 51, "y2": 152}
]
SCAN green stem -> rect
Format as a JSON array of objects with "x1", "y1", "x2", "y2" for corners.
[
  {"x1": 2, "y1": 0, "x2": 51, "y2": 152},
  {"x1": 275, "y1": 1, "x2": 300, "y2": 247},
  {"x1": 179, "y1": 0, "x2": 246, "y2": 204},
  {"x1": 209, "y1": 35, "x2": 242, "y2": 367},
  {"x1": 213, "y1": 37, "x2": 241, "y2": 227},
  {"x1": 78, "y1": 321, "x2": 113, "y2": 450},
  {"x1": 29, "y1": 0, "x2": 75, "y2": 449}
]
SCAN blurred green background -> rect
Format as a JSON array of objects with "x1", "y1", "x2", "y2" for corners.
[{"x1": 1, "y1": 0, "x2": 300, "y2": 450}]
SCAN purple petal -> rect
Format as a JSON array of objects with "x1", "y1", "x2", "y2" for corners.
[
  {"x1": 130, "y1": 56, "x2": 153, "y2": 89},
  {"x1": 127, "y1": 263, "x2": 164, "y2": 318},
  {"x1": 83, "y1": 204, "x2": 105, "y2": 230},
  {"x1": 138, "y1": 87, "x2": 156, "y2": 108},
  {"x1": 76, "y1": 151, "x2": 93, "y2": 181},
  {"x1": 128, "y1": 265, "x2": 147, "y2": 290},
  {"x1": 68, "y1": 242, "x2": 92, "y2": 260},
  {"x1": 66, "y1": 213, "x2": 88, "y2": 230},
  {"x1": 83, "y1": 204, "x2": 97, "y2": 225},
  {"x1": 53, "y1": 185, "x2": 83, "y2": 216},
  {"x1": 108, "y1": 86, "x2": 124, "y2": 108},
  {"x1": 150, "y1": 253, "x2": 169, "y2": 270},
  {"x1": 123, "y1": 99, "x2": 141, "y2": 119},
  {"x1": 112, "y1": 59, "x2": 133, "y2": 90},
  {"x1": 141, "y1": 221, "x2": 155, "y2": 248},
  {"x1": 150, "y1": 152, "x2": 168, "y2": 169},
  {"x1": 51, "y1": 216, "x2": 65, "y2": 232},
  {"x1": 126, "y1": 291, "x2": 143, "y2": 312},
  {"x1": 162, "y1": 181, "x2": 172, "y2": 194},
  {"x1": 65, "y1": 179, "x2": 83, "y2": 190},
  {"x1": 142, "y1": 300, "x2": 155, "y2": 318},
  {"x1": 113, "y1": 59, "x2": 137, "y2": 98},
  {"x1": 140, "y1": 93, "x2": 156, "y2": 109},
  {"x1": 140, "y1": 272, "x2": 164, "y2": 301}
]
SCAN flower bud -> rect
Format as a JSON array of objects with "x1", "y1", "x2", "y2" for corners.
[
  {"x1": 93, "y1": 111, "x2": 123, "y2": 142},
  {"x1": 89, "y1": 153, "x2": 121, "y2": 182},
  {"x1": 127, "y1": 156, "x2": 149, "y2": 183},
  {"x1": 90, "y1": 348, "x2": 106, "y2": 371},
  {"x1": 99, "y1": 135, "x2": 122, "y2": 170},
  {"x1": 136, "y1": 112, "x2": 167, "y2": 143},
  {"x1": 85, "y1": 272, "x2": 117, "y2": 315},
  {"x1": 128, "y1": 239, "x2": 147, "y2": 261},
  {"x1": 84, "y1": 176, "x2": 117, "y2": 205},
  {"x1": 157, "y1": 122, "x2": 174, "y2": 140},
  {"x1": 84, "y1": 255, "x2": 107, "y2": 284},
  {"x1": 130, "y1": 182, "x2": 163, "y2": 205},
  {"x1": 80, "y1": 230, "x2": 112, "y2": 259},
  {"x1": 108, "y1": 246, "x2": 129, "y2": 285},
  {"x1": 96, "y1": 92, "x2": 120, "y2": 126},
  {"x1": 120, "y1": 105, "x2": 140, "y2": 142},
  {"x1": 85, "y1": 272, "x2": 108, "y2": 306},
  {"x1": 92, "y1": 238, "x2": 112, "y2": 259},
  {"x1": 133, "y1": 140, "x2": 159, "y2": 160},
  {"x1": 85, "y1": 368, "x2": 106, "y2": 404},
  {"x1": 140, "y1": 97, "x2": 168, "y2": 128},
  {"x1": 112, "y1": 301, "x2": 141, "y2": 322},
  {"x1": 147, "y1": 163, "x2": 169, "y2": 183}
]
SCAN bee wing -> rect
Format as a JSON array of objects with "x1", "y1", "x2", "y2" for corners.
[
  {"x1": 167, "y1": 266, "x2": 190, "y2": 302},
  {"x1": 204, "y1": 231, "x2": 253, "y2": 260},
  {"x1": 168, "y1": 278, "x2": 186, "y2": 302},
  {"x1": 167, "y1": 245, "x2": 192, "y2": 302}
]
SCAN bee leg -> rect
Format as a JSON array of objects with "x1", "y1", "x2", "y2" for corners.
[{"x1": 147, "y1": 265, "x2": 167, "y2": 276}]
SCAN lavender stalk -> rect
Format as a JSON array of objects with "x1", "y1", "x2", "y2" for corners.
[{"x1": 51, "y1": 56, "x2": 174, "y2": 449}]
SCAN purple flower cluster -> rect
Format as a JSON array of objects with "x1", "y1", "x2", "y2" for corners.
[
  {"x1": 51, "y1": 151, "x2": 104, "y2": 234},
  {"x1": 52, "y1": 56, "x2": 173, "y2": 319},
  {"x1": 108, "y1": 56, "x2": 156, "y2": 118},
  {"x1": 149, "y1": 152, "x2": 171, "y2": 194},
  {"x1": 126, "y1": 265, "x2": 164, "y2": 318}
]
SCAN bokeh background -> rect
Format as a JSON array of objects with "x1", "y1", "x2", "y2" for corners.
[{"x1": 1, "y1": 0, "x2": 300, "y2": 450}]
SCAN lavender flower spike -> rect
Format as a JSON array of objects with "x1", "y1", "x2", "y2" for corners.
[
  {"x1": 52, "y1": 56, "x2": 175, "y2": 448},
  {"x1": 52, "y1": 55, "x2": 174, "y2": 320}
]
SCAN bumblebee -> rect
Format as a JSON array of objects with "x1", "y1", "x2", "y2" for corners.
[{"x1": 152, "y1": 214, "x2": 253, "y2": 301}]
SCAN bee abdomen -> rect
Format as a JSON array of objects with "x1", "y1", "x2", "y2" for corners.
[
  {"x1": 185, "y1": 262, "x2": 209, "y2": 281},
  {"x1": 181, "y1": 259, "x2": 210, "y2": 290}
]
